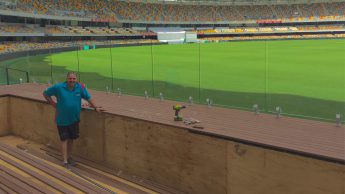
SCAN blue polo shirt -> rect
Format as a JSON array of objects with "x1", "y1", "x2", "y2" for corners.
[{"x1": 44, "y1": 82, "x2": 91, "y2": 126}]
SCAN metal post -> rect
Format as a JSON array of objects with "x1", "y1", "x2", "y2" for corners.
[
  {"x1": 49, "y1": 48, "x2": 53, "y2": 83},
  {"x1": 198, "y1": 41, "x2": 201, "y2": 103},
  {"x1": 109, "y1": 45, "x2": 114, "y2": 92},
  {"x1": 76, "y1": 46, "x2": 81, "y2": 82},
  {"x1": 159, "y1": 92, "x2": 164, "y2": 101},
  {"x1": 26, "y1": 71, "x2": 29, "y2": 83},
  {"x1": 151, "y1": 41, "x2": 155, "y2": 97},
  {"x1": 189, "y1": 96, "x2": 193, "y2": 105},
  {"x1": 253, "y1": 104, "x2": 259, "y2": 115},
  {"x1": 336, "y1": 114, "x2": 341, "y2": 127},
  {"x1": 206, "y1": 98, "x2": 212, "y2": 108},
  {"x1": 5, "y1": 68, "x2": 9, "y2": 85},
  {"x1": 276, "y1": 106, "x2": 282, "y2": 118},
  {"x1": 144, "y1": 90, "x2": 149, "y2": 99}
]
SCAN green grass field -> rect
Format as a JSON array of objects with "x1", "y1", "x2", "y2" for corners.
[{"x1": 1, "y1": 39, "x2": 344, "y2": 120}]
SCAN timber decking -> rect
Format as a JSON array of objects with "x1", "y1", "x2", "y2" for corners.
[
  {"x1": 0, "y1": 138, "x2": 181, "y2": 194},
  {"x1": 0, "y1": 83, "x2": 343, "y2": 163}
]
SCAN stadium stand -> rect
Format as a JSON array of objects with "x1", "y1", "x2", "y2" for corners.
[
  {"x1": 0, "y1": 23, "x2": 34, "y2": 33},
  {"x1": 0, "y1": 0, "x2": 343, "y2": 52},
  {"x1": 194, "y1": 25, "x2": 345, "y2": 34},
  {"x1": 200, "y1": 33, "x2": 343, "y2": 42},
  {"x1": 259, "y1": 27, "x2": 274, "y2": 32},
  {"x1": 0, "y1": 0, "x2": 343, "y2": 23},
  {"x1": 0, "y1": 39, "x2": 159, "y2": 54},
  {"x1": 49, "y1": 26, "x2": 145, "y2": 35},
  {"x1": 45, "y1": 25, "x2": 66, "y2": 34}
]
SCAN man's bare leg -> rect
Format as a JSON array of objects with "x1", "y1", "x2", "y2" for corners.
[
  {"x1": 67, "y1": 139, "x2": 77, "y2": 166},
  {"x1": 67, "y1": 139, "x2": 73, "y2": 159},
  {"x1": 61, "y1": 140, "x2": 68, "y2": 163}
]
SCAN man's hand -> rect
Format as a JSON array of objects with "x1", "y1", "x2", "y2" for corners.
[
  {"x1": 43, "y1": 93, "x2": 56, "y2": 108},
  {"x1": 94, "y1": 107, "x2": 105, "y2": 113},
  {"x1": 87, "y1": 99, "x2": 104, "y2": 113},
  {"x1": 82, "y1": 101, "x2": 89, "y2": 108}
]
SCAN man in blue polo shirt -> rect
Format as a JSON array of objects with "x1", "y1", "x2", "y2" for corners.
[{"x1": 43, "y1": 72, "x2": 103, "y2": 168}]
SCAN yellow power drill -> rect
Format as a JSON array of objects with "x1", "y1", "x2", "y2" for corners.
[{"x1": 173, "y1": 105, "x2": 186, "y2": 121}]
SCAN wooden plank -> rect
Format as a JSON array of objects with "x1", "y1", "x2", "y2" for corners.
[
  {"x1": 0, "y1": 171, "x2": 36, "y2": 194},
  {"x1": 0, "y1": 143, "x2": 104, "y2": 194},
  {"x1": 22, "y1": 144, "x2": 148, "y2": 194},
  {"x1": 0, "y1": 172, "x2": 27, "y2": 194},
  {"x1": 0, "y1": 165, "x2": 46, "y2": 194},
  {"x1": 73, "y1": 165, "x2": 148, "y2": 194},
  {"x1": 0, "y1": 181, "x2": 17, "y2": 194},
  {"x1": 43, "y1": 146, "x2": 184, "y2": 194},
  {"x1": 0, "y1": 154, "x2": 61, "y2": 194}
]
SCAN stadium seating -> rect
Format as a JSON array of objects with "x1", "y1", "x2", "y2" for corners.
[
  {"x1": 1, "y1": 22, "x2": 341, "y2": 36},
  {"x1": 200, "y1": 33, "x2": 340, "y2": 42},
  {"x1": 0, "y1": 1, "x2": 344, "y2": 50},
  {"x1": 193, "y1": 25, "x2": 344, "y2": 34},
  {"x1": 0, "y1": 39, "x2": 160, "y2": 55},
  {"x1": 259, "y1": 27, "x2": 273, "y2": 32},
  {"x1": 0, "y1": 23, "x2": 34, "y2": 33},
  {"x1": 0, "y1": 1, "x2": 343, "y2": 23},
  {"x1": 44, "y1": 26, "x2": 146, "y2": 35}
]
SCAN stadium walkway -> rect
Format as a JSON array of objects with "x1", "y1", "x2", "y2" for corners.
[{"x1": 0, "y1": 83, "x2": 343, "y2": 164}]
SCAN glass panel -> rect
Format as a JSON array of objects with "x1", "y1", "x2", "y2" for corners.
[
  {"x1": 111, "y1": 38, "x2": 154, "y2": 96},
  {"x1": 26, "y1": 42, "x2": 52, "y2": 84},
  {"x1": 77, "y1": 39, "x2": 112, "y2": 92},
  {"x1": 0, "y1": 67, "x2": 6, "y2": 85},
  {"x1": 266, "y1": 39, "x2": 345, "y2": 121},
  {"x1": 0, "y1": 49, "x2": 28, "y2": 81},
  {"x1": 152, "y1": 42, "x2": 200, "y2": 102},
  {"x1": 50, "y1": 39, "x2": 80, "y2": 84},
  {"x1": 200, "y1": 40, "x2": 266, "y2": 110},
  {"x1": 7, "y1": 68, "x2": 28, "y2": 84}
]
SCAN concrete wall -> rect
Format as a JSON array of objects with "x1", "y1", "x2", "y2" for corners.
[
  {"x1": 5, "y1": 97, "x2": 345, "y2": 194},
  {"x1": 0, "y1": 97, "x2": 10, "y2": 136}
]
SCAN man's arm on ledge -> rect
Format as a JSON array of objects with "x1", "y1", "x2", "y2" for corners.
[{"x1": 87, "y1": 98, "x2": 105, "y2": 113}]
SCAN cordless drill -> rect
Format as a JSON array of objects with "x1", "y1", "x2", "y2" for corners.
[{"x1": 173, "y1": 105, "x2": 186, "y2": 121}]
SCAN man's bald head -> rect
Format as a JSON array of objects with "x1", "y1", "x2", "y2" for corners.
[{"x1": 66, "y1": 72, "x2": 77, "y2": 88}]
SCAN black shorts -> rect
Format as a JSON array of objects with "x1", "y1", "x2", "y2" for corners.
[{"x1": 57, "y1": 122, "x2": 79, "y2": 141}]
